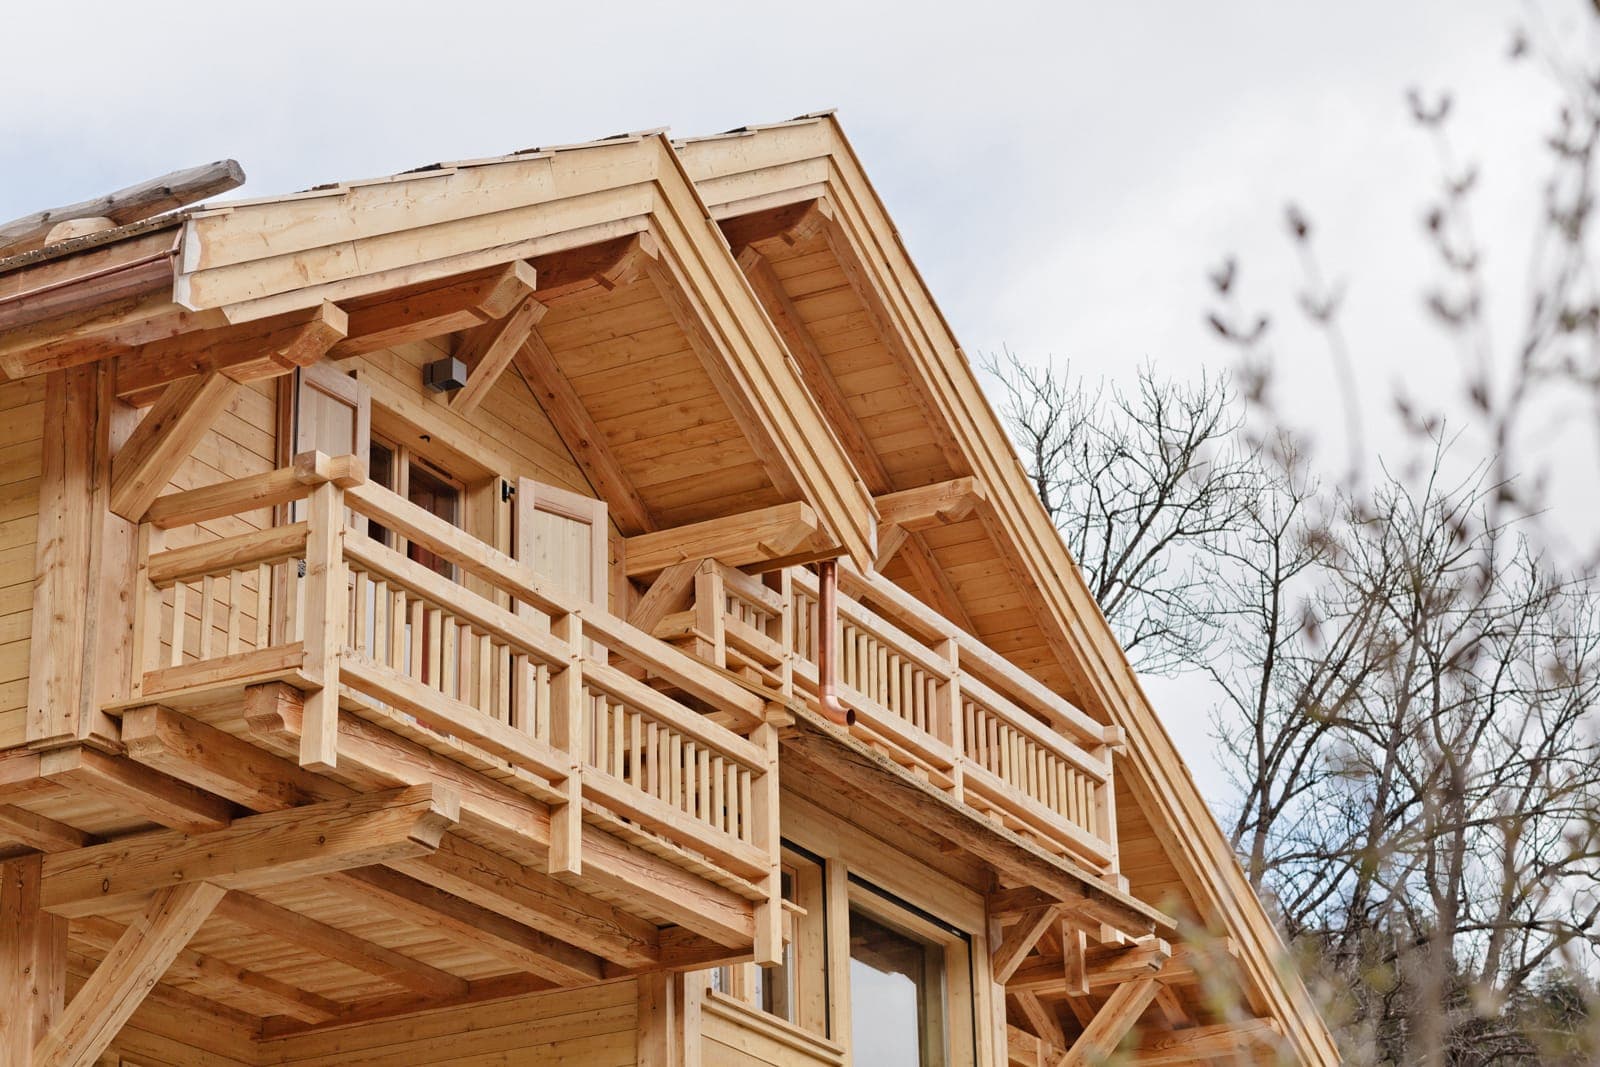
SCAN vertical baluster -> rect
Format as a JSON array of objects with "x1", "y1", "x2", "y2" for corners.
[
  {"x1": 738, "y1": 767, "x2": 753, "y2": 844},
  {"x1": 196, "y1": 575, "x2": 216, "y2": 661},
  {"x1": 697, "y1": 745, "x2": 711, "y2": 825},
  {"x1": 347, "y1": 570, "x2": 366, "y2": 657},
  {"x1": 888, "y1": 653, "x2": 902, "y2": 723},
  {"x1": 712, "y1": 754, "x2": 726, "y2": 833},
  {"x1": 645, "y1": 722, "x2": 660, "y2": 798},
  {"x1": 169, "y1": 581, "x2": 188, "y2": 667},
  {"x1": 669, "y1": 734, "x2": 682, "y2": 809},
  {"x1": 726, "y1": 761, "x2": 740, "y2": 839},
  {"x1": 593, "y1": 697, "x2": 610, "y2": 773},
  {"x1": 629, "y1": 712, "x2": 643, "y2": 787},
  {"x1": 496, "y1": 644, "x2": 511, "y2": 726},
  {"x1": 511, "y1": 653, "x2": 532, "y2": 734},
  {"x1": 612, "y1": 702, "x2": 625, "y2": 779},
  {"x1": 684, "y1": 741, "x2": 699, "y2": 815},
  {"x1": 225, "y1": 570, "x2": 242, "y2": 655},
  {"x1": 442, "y1": 616, "x2": 459, "y2": 700},
  {"x1": 252, "y1": 562, "x2": 270, "y2": 650},
  {"x1": 477, "y1": 634, "x2": 493, "y2": 717}
]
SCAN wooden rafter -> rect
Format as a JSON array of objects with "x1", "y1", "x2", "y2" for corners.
[
  {"x1": 38, "y1": 784, "x2": 458, "y2": 918},
  {"x1": 108, "y1": 371, "x2": 238, "y2": 520},
  {"x1": 449, "y1": 293, "x2": 546, "y2": 416},
  {"x1": 624, "y1": 502, "x2": 822, "y2": 578},
  {"x1": 514, "y1": 325, "x2": 655, "y2": 535},
  {"x1": 876, "y1": 477, "x2": 985, "y2": 532},
  {"x1": 328, "y1": 260, "x2": 538, "y2": 359},
  {"x1": 528, "y1": 234, "x2": 653, "y2": 305},
  {"x1": 898, "y1": 534, "x2": 977, "y2": 634},
  {"x1": 112, "y1": 301, "x2": 347, "y2": 406},
  {"x1": 33, "y1": 881, "x2": 224, "y2": 1067}
]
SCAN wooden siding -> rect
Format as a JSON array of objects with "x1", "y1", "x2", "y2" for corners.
[{"x1": 0, "y1": 376, "x2": 43, "y2": 745}]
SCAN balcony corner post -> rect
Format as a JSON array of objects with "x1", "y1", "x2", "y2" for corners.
[
  {"x1": 298, "y1": 480, "x2": 345, "y2": 772},
  {"x1": 547, "y1": 611, "x2": 584, "y2": 877},
  {"x1": 750, "y1": 721, "x2": 782, "y2": 967}
]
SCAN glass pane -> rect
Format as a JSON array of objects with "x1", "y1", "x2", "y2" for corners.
[
  {"x1": 849, "y1": 908, "x2": 945, "y2": 1066},
  {"x1": 367, "y1": 441, "x2": 396, "y2": 546},
  {"x1": 406, "y1": 462, "x2": 460, "y2": 579}
]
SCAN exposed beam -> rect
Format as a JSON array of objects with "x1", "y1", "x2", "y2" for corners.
[
  {"x1": 0, "y1": 159, "x2": 244, "y2": 258},
  {"x1": 113, "y1": 301, "x2": 347, "y2": 406},
  {"x1": 37, "y1": 746, "x2": 234, "y2": 834},
  {"x1": 1014, "y1": 990, "x2": 1066, "y2": 1051},
  {"x1": 1008, "y1": 939, "x2": 1178, "y2": 996},
  {"x1": 395, "y1": 833, "x2": 659, "y2": 968},
  {"x1": 624, "y1": 502, "x2": 822, "y2": 577},
  {"x1": 32, "y1": 881, "x2": 224, "y2": 1067},
  {"x1": 121, "y1": 704, "x2": 343, "y2": 811},
  {"x1": 39, "y1": 784, "x2": 458, "y2": 917},
  {"x1": 993, "y1": 905, "x2": 1059, "y2": 984},
  {"x1": 528, "y1": 234, "x2": 652, "y2": 305},
  {"x1": 213, "y1": 891, "x2": 469, "y2": 1000},
  {"x1": 514, "y1": 326, "x2": 655, "y2": 535},
  {"x1": 876, "y1": 477, "x2": 985, "y2": 532},
  {"x1": 718, "y1": 202, "x2": 828, "y2": 256},
  {"x1": 326, "y1": 868, "x2": 596, "y2": 988},
  {"x1": 449, "y1": 294, "x2": 546, "y2": 416},
  {"x1": 108, "y1": 370, "x2": 238, "y2": 520},
  {"x1": 328, "y1": 260, "x2": 537, "y2": 358},
  {"x1": 1126, "y1": 1019, "x2": 1283, "y2": 1065},
  {"x1": 0, "y1": 807, "x2": 91, "y2": 854},
  {"x1": 639, "y1": 241, "x2": 804, "y2": 500},
  {"x1": 71, "y1": 915, "x2": 340, "y2": 1024},
  {"x1": 872, "y1": 523, "x2": 910, "y2": 571},
  {"x1": 898, "y1": 535, "x2": 977, "y2": 634},
  {"x1": 1057, "y1": 976, "x2": 1160, "y2": 1067}
]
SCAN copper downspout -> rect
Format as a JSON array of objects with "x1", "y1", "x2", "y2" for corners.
[{"x1": 816, "y1": 560, "x2": 855, "y2": 726}]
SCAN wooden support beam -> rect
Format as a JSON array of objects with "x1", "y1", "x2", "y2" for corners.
[
  {"x1": 449, "y1": 293, "x2": 546, "y2": 415},
  {"x1": 514, "y1": 326, "x2": 655, "y2": 535},
  {"x1": 1061, "y1": 921, "x2": 1089, "y2": 998},
  {"x1": 37, "y1": 746, "x2": 234, "y2": 834},
  {"x1": 993, "y1": 905, "x2": 1059, "y2": 984},
  {"x1": 212, "y1": 891, "x2": 469, "y2": 1000},
  {"x1": 718, "y1": 202, "x2": 829, "y2": 256},
  {"x1": 0, "y1": 160, "x2": 243, "y2": 258},
  {"x1": 113, "y1": 302, "x2": 347, "y2": 406},
  {"x1": 872, "y1": 523, "x2": 910, "y2": 571},
  {"x1": 876, "y1": 477, "x2": 985, "y2": 532},
  {"x1": 122, "y1": 704, "x2": 343, "y2": 811},
  {"x1": 108, "y1": 371, "x2": 238, "y2": 520},
  {"x1": 1015, "y1": 991, "x2": 1067, "y2": 1051},
  {"x1": 1057, "y1": 976, "x2": 1160, "y2": 1067},
  {"x1": 71, "y1": 915, "x2": 340, "y2": 1024},
  {"x1": 1125, "y1": 1019, "x2": 1282, "y2": 1065},
  {"x1": 1008, "y1": 939, "x2": 1176, "y2": 996},
  {"x1": 142, "y1": 449, "x2": 364, "y2": 529},
  {"x1": 1147, "y1": 985, "x2": 1193, "y2": 1031},
  {"x1": 39, "y1": 783, "x2": 457, "y2": 917},
  {"x1": 32, "y1": 881, "x2": 224, "y2": 1067},
  {"x1": 395, "y1": 833, "x2": 659, "y2": 968},
  {"x1": 1, "y1": 855, "x2": 66, "y2": 1065},
  {"x1": 326, "y1": 868, "x2": 597, "y2": 988},
  {"x1": 328, "y1": 260, "x2": 537, "y2": 358},
  {"x1": 899, "y1": 534, "x2": 977, "y2": 634},
  {"x1": 628, "y1": 559, "x2": 703, "y2": 634},
  {"x1": 0, "y1": 807, "x2": 92, "y2": 854},
  {"x1": 529, "y1": 234, "x2": 652, "y2": 305},
  {"x1": 624, "y1": 502, "x2": 822, "y2": 577}
]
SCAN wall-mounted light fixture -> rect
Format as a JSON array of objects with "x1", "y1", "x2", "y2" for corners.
[{"x1": 423, "y1": 356, "x2": 468, "y2": 393}]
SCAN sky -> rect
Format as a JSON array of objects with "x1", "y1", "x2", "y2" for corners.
[{"x1": 2, "y1": 0, "x2": 1593, "y2": 800}]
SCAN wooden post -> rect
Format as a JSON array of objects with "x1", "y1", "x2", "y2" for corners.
[
  {"x1": 750, "y1": 721, "x2": 782, "y2": 968},
  {"x1": 298, "y1": 481, "x2": 345, "y2": 771},
  {"x1": 1095, "y1": 745, "x2": 1119, "y2": 875},
  {"x1": 936, "y1": 637, "x2": 964, "y2": 804},
  {"x1": 693, "y1": 563, "x2": 726, "y2": 670},
  {"x1": 0, "y1": 855, "x2": 66, "y2": 1066},
  {"x1": 547, "y1": 611, "x2": 583, "y2": 876},
  {"x1": 26, "y1": 365, "x2": 123, "y2": 751}
]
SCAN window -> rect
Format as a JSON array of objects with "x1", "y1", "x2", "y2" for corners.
[
  {"x1": 708, "y1": 850, "x2": 828, "y2": 1036},
  {"x1": 366, "y1": 436, "x2": 463, "y2": 579},
  {"x1": 849, "y1": 906, "x2": 949, "y2": 1066}
]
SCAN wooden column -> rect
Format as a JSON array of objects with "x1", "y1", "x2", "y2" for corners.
[
  {"x1": 750, "y1": 721, "x2": 782, "y2": 968},
  {"x1": 0, "y1": 855, "x2": 67, "y2": 1066},
  {"x1": 298, "y1": 480, "x2": 345, "y2": 771},
  {"x1": 26, "y1": 365, "x2": 128, "y2": 750},
  {"x1": 547, "y1": 611, "x2": 583, "y2": 876}
]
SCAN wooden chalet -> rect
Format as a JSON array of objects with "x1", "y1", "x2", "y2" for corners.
[{"x1": 0, "y1": 113, "x2": 1338, "y2": 1066}]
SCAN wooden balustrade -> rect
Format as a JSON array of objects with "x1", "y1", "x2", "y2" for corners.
[{"x1": 122, "y1": 456, "x2": 785, "y2": 964}]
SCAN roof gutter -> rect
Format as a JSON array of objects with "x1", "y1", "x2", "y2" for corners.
[{"x1": 0, "y1": 227, "x2": 181, "y2": 336}]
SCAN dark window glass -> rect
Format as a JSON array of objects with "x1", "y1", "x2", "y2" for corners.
[{"x1": 849, "y1": 908, "x2": 946, "y2": 1065}]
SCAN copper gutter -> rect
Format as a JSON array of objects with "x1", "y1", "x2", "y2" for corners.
[
  {"x1": 0, "y1": 228, "x2": 181, "y2": 335},
  {"x1": 815, "y1": 560, "x2": 855, "y2": 726}
]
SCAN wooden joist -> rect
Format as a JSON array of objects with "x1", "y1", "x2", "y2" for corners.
[
  {"x1": 38, "y1": 784, "x2": 458, "y2": 917},
  {"x1": 212, "y1": 891, "x2": 469, "y2": 1000},
  {"x1": 528, "y1": 234, "x2": 653, "y2": 304},
  {"x1": 624, "y1": 501, "x2": 823, "y2": 577},
  {"x1": 1007, "y1": 940, "x2": 1198, "y2": 997},
  {"x1": 108, "y1": 371, "x2": 238, "y2": 520},
  {"x1": 876, "y1": 477, "x2": 985, "y2": 532},
  {"x1": 32, "y1": 881, "x2": 225, "y2": 1067},
  {"x1": 328, "y1": 260, "x2": 537, "y2": 358},
  {"x1": 36, "y1": 746, "x2": 234, "y2": 834},
  {"x1": 0, "y1": 806, "x2": 92, "y2": 854},
  {"x1": 449, "y1": 293, "x2": 546, "y2": 415},
  {"x1": 515, "y1": 325, "x2": 655, "y2": 535},
  {"x1": 0, "y1": 159, "x2": 244, "y2": 259},
  {"x1": 112, "y1": 301, "x2": 347, "y2": 406}
]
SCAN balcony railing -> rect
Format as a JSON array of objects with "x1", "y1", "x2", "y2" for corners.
[
  {"x1": 123, "y1": 454, "x2": 783, "y2": 963},
  {"x1": 675, "y1": 561, "x2": 1122, "y2": 876}
]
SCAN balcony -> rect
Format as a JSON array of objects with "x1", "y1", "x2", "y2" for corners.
[
  {"x1": 652, "y1": 561, "x2": 1122, "y2": 878},
  {"x1": 119, "y1": 453, "x2": 784, "y2": 971}
]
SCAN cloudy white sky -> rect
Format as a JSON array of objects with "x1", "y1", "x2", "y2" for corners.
[{"x1": 2, "y1": 1, "x2": 1593, "y2": 799}]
